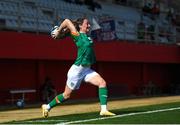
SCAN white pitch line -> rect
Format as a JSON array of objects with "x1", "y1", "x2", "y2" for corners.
[
  {"x1": 26, "y1": 119, "x2": 67, "y2": 123},
  {"x1": 56, "y1": 107, "x2": 180, "y2": 124}
]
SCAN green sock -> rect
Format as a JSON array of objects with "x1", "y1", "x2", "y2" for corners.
[
  {"x1": 99, "y1": 87, "x2": 108, "y2": 105},
  {"x1": 49, "y1": 93, "x2": 65, "y2": 108}
]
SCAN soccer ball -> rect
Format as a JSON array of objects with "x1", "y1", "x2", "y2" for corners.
[
  {"x1": 51, "y1": 26, "x2": 59, "y2": 39},
  {"x1": 16, "y1": 99, "x2": 24, "y2": 108}
]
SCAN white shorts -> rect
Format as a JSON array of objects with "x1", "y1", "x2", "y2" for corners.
[{"x1": 66, "y1": 64, "x2": 98, "y2": 90}]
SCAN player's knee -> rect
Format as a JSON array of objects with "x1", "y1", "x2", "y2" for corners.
[
  {"x1": 63, "y1": 93, "x2": 71, "y2": 99},
  {"x1": 99, "y1": 79, "x2": 106, "y2": 88}
]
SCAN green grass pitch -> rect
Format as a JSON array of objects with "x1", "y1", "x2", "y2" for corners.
[{"x1": 5, "y1": 101, "x2": 180, "y2": 124}]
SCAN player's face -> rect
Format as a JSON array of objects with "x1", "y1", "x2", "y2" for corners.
[{"x1": 80, "y1": 19, "x2": 90, "y2": 33}]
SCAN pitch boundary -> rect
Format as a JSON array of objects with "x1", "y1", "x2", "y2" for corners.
[{"x1": 57, "y1": 107, "x2": 180, "y2": 124}]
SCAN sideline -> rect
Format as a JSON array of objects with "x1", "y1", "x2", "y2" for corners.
[
  {"x1": 57, "y1": 107, "x2": 180, "y2": 124},
  {"x1": 1, "y1": 96, "x2": 180, "y2": 123}
]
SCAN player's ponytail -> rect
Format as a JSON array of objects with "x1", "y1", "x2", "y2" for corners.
[{"x1": 72, "y1": 17, "x2": 86, "y2": 31}]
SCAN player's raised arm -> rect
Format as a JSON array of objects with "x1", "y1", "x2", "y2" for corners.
[
  {"x1": 58, "y1": 19, "x2": 77, "y2": 34},
  {"x1": 51, "y1": 19, "x2": 78, "y2": 39}
]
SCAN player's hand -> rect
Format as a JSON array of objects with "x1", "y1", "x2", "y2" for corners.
[
  {"x1": 51, "y1": 26, "x2": 60, "y2": 39},
  {"x1": 51, "y1": 26, "x2": 70, "y2": 40}
]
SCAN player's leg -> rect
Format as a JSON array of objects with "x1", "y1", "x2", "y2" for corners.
[
  {"x1": 49, "y1": 85, "x2": 72, "y2": 108},
  {"x1": 42, "y1": 64, "x2": 82, "y2": 118},
  {"x1": 85, "y1": 72, "x2": 116, "y2": 116},
  {"x1": 42, "y1": 85, "x2": 72, "y2": 118}
]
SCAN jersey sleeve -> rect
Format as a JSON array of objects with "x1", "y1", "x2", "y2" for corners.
[{"x1": 70, "y1": 31, "x2": 80, "y2": 41}]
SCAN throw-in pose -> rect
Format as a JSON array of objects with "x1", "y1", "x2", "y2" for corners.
[{"x1": 42, "y1": 18, "x2": 115, "y2": 117}]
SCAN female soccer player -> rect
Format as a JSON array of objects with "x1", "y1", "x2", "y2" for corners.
[{"x1": 42, "y1": 18, "x2": 115, "y2": 117}]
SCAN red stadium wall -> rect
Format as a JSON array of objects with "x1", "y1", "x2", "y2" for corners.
[
  {"x1": 96, "y1": 62, "x2": 179, "y2": 96},
  {"x1": 0, "y1": 31, "x2": 179, "y2": 63},
  {"x1": 0, "y1": 31, "x2": 179, "y2": 104}
]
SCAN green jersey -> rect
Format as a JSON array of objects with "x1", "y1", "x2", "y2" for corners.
[{"x1": 70, "y1": 32, "x2": 96, "y2": 66}]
